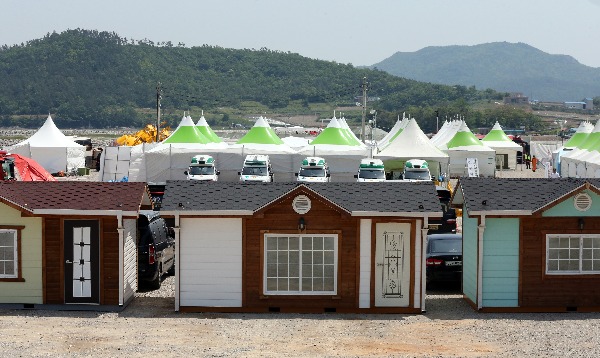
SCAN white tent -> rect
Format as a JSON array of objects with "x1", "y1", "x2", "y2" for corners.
[
  {"x1": 481, "y1": 121, "x2": 523, "y2": 170},
  {"x1": 560, "y1": 120, "x2": 600, "y2": 178},
  {"x1": 432, "y1": 120, "x2": 463, "y2": 150},
  {"x1": 377, "y1": 116, "x2": 408, "y2": 150},
  {"x1": 9, "y1": 115, "x2": 85, "y2": 173},
  {"x1": 445, "y1": 122, "x2": 496, "y2": 177},
  {"x1": 553, "y1": 121, "x2": 594, "y2": 175},
  {"x1": 374, "y1": 118, "x2": 449, "y2": 178}
]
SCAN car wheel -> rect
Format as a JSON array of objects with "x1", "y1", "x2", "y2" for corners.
[{"x1": 149, "y1": 265, "x2": 162, "y2": 290}]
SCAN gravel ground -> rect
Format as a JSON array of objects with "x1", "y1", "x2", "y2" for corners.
[{"x1": 1, "y1": 276, "x2": 600, "y2": 357}]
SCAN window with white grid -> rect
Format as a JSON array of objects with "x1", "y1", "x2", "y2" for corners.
[
  {"x1": 264, "y1": 234, "x2": 337, "y2": 295},
  {"x1": 0, "y1": 229, "x2": 17, "y2": 278},
  {"x1": 546, "y1": 234, "x2": 600, "y2": 274}
]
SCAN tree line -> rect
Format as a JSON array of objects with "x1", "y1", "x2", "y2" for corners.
[{"x1": 0, "y1": 29, "x2": 542, "y2": 132}]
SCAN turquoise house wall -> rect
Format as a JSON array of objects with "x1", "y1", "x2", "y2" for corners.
[
  {"x1": 462, "y1": 208, "x2": 478, "y2": 304},
  {"x1": 482, "y1": 218, "x2": 519, "y2": 307},
  {"x1": 542, "y1": 189, "x2": 600, "y2": 217}
]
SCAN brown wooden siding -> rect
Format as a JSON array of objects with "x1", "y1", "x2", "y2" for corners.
[
  {"x1": 243, "y1": 194, "x2": 358, "y2": 312},
  {"x1": 43, "y1": 218, "x2": 63, "y2": 304},
  {"x1": 520, "y1": 216, "x2": 600, "y2": 308},
  {"x1": 101, "y1": 217, "x2": 120, "y2": 305}
]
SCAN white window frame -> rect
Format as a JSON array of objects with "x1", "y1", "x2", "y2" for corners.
[
  {"x1": 264, "y1": 234, "x2": 338, "y2": 295},
  {"x1": 0, "y1": 229, "x2": 18, "y2": 279},
  {"x1": 546, "y1": 234, "x2": 600, "y2": 275}
]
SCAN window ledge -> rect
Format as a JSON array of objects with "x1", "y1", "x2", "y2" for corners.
[{"x1": 0, "y1": 278, "x2": 25, "y2": 282}]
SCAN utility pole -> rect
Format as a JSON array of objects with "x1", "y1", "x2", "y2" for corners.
[
  {"x1": 360, "y1": 77, "x2": 368, "y2": 143},
  {"x1": 435, "y1": 109, "x2": 440, "y2": 133},
  {"x1": 156, "y1": 82, "x2": 162, "y2": 142}
]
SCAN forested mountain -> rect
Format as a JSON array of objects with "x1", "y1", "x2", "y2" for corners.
[
  {"x1": 370, "y1": 42, "x2": 600, "y2": 102},
  {"x1": 0, "y1": 29, "x2": 538, "y2": 132}
]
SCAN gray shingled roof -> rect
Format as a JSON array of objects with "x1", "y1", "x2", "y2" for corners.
[
  {"x1": 455, "y1": 177, "x2": 600, "y2": 214},
  {"x1": 161, "y1": 181, "x2": 442, "y2": 215}
]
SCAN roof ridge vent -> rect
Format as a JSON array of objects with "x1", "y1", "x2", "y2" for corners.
[{"x1": 574, "y1": 192, "x2": 592, "y2": 212}]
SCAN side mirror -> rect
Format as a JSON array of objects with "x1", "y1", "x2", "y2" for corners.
[
  {"x1": 326, "y1": 173, "x2": 331, "y2": 178},
  {"x1": 184, "y1": 171, "x2": 188, "y2": 175},
  {"x1": 295, "y1": 173, "x2": 299, "y2": 177},
  {"x1": 216, "y1": 171, "x2": 221, "y2": 175},
  {"x1": 238, "y1": 171, "x2": 242, "y2": 175},
  {"x1": 353, "y1": 174, "x2": 358, "y2": 178}
]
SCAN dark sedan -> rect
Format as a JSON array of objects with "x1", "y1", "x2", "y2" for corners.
[{"x1": 426, "y1": 233, "x2": 462, "y2": 285}]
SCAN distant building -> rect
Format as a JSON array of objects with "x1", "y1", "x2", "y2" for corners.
[
  {"x1": 503, "y1": 92, "x2": 529, "y2": 105},
  {"x1": 564, "y1": 98, "x2": 594, "y2": 110}
]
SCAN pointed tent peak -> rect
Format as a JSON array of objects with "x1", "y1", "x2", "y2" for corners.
[
  {"x1": 574, "y1": 121, "x2": 594, "y2": 133},
  {"x1": 588, "y1": 119, "x2": 600, "y2": 133},
  {"x1": 253, "y1": 116, "x2": 271, "y2": 128},
  {"x1": 163, "y1": 118, "x2": 210, "y2": 144},
  {"x1": 196, "y1": 114, "x2": 209, "y2": 127},
  {"x1": 447, "y1": 122, "x2": 485, "y2": 149},
  {"x1": 236, "y1": 117, "x2": 284, "y2": 145},
  {"x1": 193, "y1": 113, "x2": 223, "y2": 143},
  {"x1": 491, "y1": 121, "x2": 503, "y2": 131},
  {"x1": 482, "y1": 122, "x2": 513, "y2": 142},
  {"x1": 178, "y1": 114, "x2": 196, "y2": 127},
  {"x1": 326, "y1": 116, "x2": 342, "y2": 128}
]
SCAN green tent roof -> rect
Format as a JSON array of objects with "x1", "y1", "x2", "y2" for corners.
[
  {"x1": 563, "y1": 121, "x2": 594, "y2": 148},
  {"x1": 236, "y1": 116, "x2": 284, "y2": 145},
  {"x1": 447, "y1": 122, "x2": 484, "y2": 148},
  {"x1": 310, "y1": 117, "x2": 360, "y2": 146},
  {"x1": 482, "y1": 122, "x2": 512, "y2": 142},
  {"x1": 196, "y1": 115, "x2": 223, "y2": 143},
  {"x1": 163, "y1": 115, "x2": 210, "y2": 144}
]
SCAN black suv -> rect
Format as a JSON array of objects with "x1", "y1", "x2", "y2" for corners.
[
  {"x1": 429, "y1": 186, "x2": 457, "y2": 233},
  {"x1": 138, "y1": 210, "x2": 175, "y2": 289}
]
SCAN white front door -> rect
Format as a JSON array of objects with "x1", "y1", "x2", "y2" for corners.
[{"x1": 374, "y1": 223, "x2": 411, "y2": 307}]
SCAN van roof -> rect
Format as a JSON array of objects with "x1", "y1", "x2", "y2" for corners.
[
  {"x1": 302, "y1": 157, "x2": 326, "y2": 167},
  {"x1": 359, "y1": 158, "x2": 384, "y2": 169},
  {"x1": 191, "y1": 155, "x2": 214, "y2": 164}
]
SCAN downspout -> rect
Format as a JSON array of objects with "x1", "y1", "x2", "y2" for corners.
[
  {"x1": 477, "y1": 215, "x2": 486, "y2": 310},
  {"x1": 117, "y1": 212, "x2": 124, "y2": 306},
  {"x1": 174, "y1": 212, "x2": 181, "y2": 311},
  {"x1": 420, "y1": 216, "x2": 429, "y2": 313}
]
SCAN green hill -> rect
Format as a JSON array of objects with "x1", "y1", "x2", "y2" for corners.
[
  {"x1": 371, "y1": 42, "x2": 600, "y2": 102},
  {"x1": 0, "y1": 29, "x2": 512, "y2": 131}
]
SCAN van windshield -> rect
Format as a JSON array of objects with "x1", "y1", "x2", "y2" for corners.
[
  {"x1": 359, "y1": 169, "x2": 385, "y2": 179},
  {"x1": 299, "y1": 167, "x2": 326, "y2": 177},
  {"x1": 242, "y1": 166, "x2": 268, "y2": 175},
  {"x1": 404, "y1": 170, "x2": 431, "y2": 180},
  {"x1": 189, "y1": 166, "x2": 214, "y2": 175}
]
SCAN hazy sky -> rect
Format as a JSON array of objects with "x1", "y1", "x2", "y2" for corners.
[{"x1": 3, "y1": 0, "x2": 600, "y2": 67}]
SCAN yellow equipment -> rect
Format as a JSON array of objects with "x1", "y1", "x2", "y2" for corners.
[{"x1": 115, "y1": 124, "x2": 171, "y2": 146}]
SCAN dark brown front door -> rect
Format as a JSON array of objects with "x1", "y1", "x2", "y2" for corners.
[{"x1": 64, "y1": 220, "x2": 100, "y2": 304}]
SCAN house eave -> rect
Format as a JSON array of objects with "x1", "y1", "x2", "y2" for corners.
[
  {"x1": 469, "y1": 210, "x2": 532, "y2": 216},
  {"x1": 32, "y1": 209, "x2": 140, "y2": 217},
  {"x1": 351, "y1": 211, "x2": 443, "y2": 217}
]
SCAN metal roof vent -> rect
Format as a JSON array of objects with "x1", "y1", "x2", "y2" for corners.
[
  {"x1": 574, "y1": 193, "x2": 592, "y2": 212},
  {"x1": 292, "y1": 195, "x2": 311, "y2": 214}
]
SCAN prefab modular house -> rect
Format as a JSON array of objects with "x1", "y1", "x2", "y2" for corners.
[
  {"x1": 160, "y1": 181, "x2": 442, "y2": 313},
  {"x1": 0, "y1": 181, "x2": 152, "y2": 310},
  {"x1": 453, "y1": 177, "x2": 600, "y2": 312}
]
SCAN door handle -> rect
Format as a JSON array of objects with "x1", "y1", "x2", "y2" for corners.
[{"x1": 65, "y1": 260, "x2": 73, "y2": 264}]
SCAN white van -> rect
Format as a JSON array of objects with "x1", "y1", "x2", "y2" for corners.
[
  {"x1": 295, "y1": 157, "x2": 330, "y2": 182},
  {"x1": 184, "y1": 155, "x2": 220, "y2": 181},
  {"x1": 239, "y1": 155, "x2": 273, "y2": 182},
  {"x1": 355, "y1": 158, "x2": 386, "y2": 182},
  {"x1": 402, "y1": 159, "x2": 432, "y2": 181}
]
